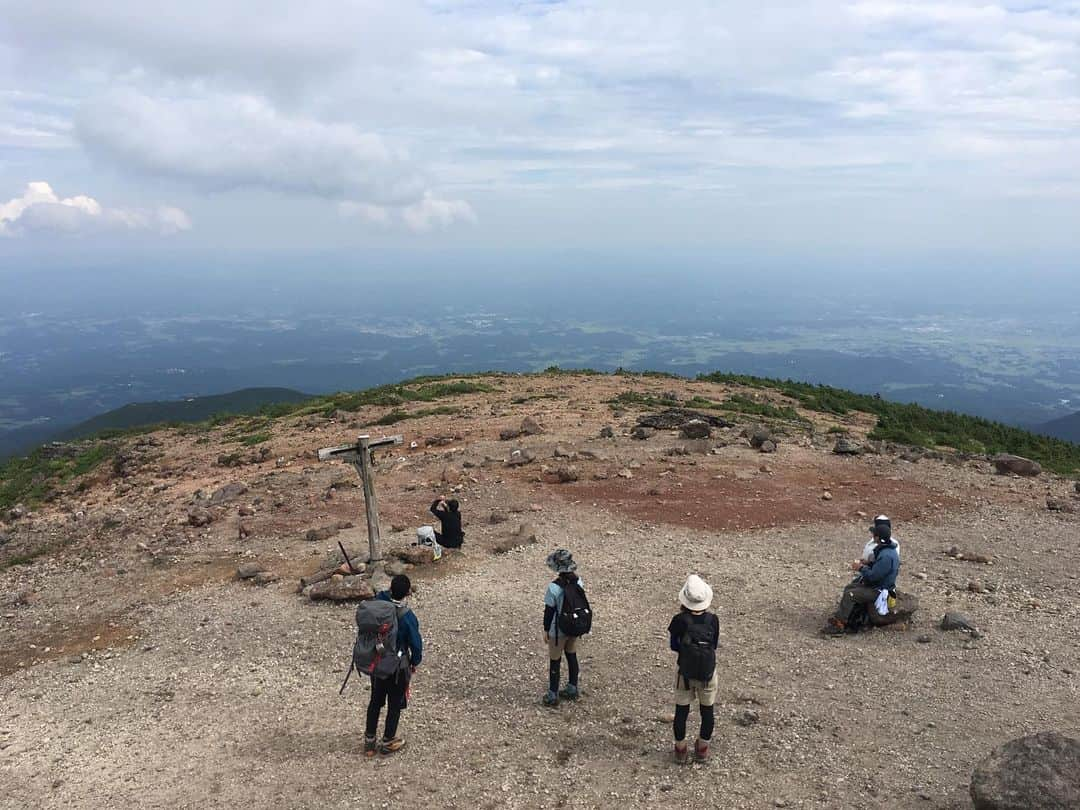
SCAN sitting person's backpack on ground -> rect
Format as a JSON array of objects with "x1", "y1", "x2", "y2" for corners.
[
  {"x1": 677, "y1": 616, "x2": 717, "y2": 686},
  {"x1": 557, "y1": 578, "x2": 593, "y2": 638},
  {"x1": 353, "y1": 599, "x2": 408, "y2": 680}
]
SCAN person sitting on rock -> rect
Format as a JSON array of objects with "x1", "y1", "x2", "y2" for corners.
[
  {"x1": 414, "y1": 525, "x2": 443, "y2": 561},
  {"x1": 430, "y1": 496, "x2": 464, "y2": 549},
  {"x1": 824, "y1": 517, "x2": 900, "y2": 635}
]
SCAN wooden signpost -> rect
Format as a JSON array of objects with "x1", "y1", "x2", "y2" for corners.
[{"x1": 317, "y1": 434, "x2": 403, "y2": 563}]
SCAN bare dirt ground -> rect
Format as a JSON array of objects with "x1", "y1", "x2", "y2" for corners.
[{"x1": 1, "y1": 373, "x2": 1078, "y2": 809}]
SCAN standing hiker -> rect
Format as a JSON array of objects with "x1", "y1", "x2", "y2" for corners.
[
  {"x1": 360, "y1": 574, "x2": 423, "y2": 757},
  {"x1": 668, "y1": 574, "x2": 720, "y2": 764},
  {"x1": 542, "y1": 549, "x2": 592, "y2": 706},
  {"x1": 430, "y1": 496, "x2": 464, "y2": 549},
  {"x1": 824, "y1": 515, "x2": 901, "y2": 635}
]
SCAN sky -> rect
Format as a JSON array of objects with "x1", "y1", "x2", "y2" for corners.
[{"x1": 1, "y1": 1, "x2": 1080, "y2": 268}]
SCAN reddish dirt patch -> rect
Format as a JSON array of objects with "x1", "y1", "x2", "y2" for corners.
[
  {"x1": 0, "y1": 615, "x2": 137, "y2": 677},
  {"x1": 559, "y1": 462, "x2": 957, "y2": 532}
]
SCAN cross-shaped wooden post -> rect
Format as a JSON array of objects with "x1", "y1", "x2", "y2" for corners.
[{"x1": 317, "y1": 434, "x2": 403, "y2": 563}]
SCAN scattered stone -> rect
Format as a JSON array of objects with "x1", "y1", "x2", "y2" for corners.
[
  {"x1": 968, "y1": 580, "x2": 986, "y2": 594},
  {"x1": 941, "y1": 612, "x2": 977, "y2": 632},
  {"x1": 631, "y1": 426, "x2": 656, "y2": 441},
  {"x1": 759, "y1": 440, "x2": 777, "y2": 454},
  {"x1": 992, "y1": 454, "x2": 1042, "y2": 477},
  {"x1": 639, "y1": 409, "x2": 733, "y2": 430},
  {"x1": 506, "y1": 449, "x2": 535, "y2": 467},
  {"x1": 425, "y1": 436, "x2": 454, "y2": 447},
  {"x1": 489, "y1": 511, "x2": 509, "y2": 525},
  {"x1": 304, "y1": 522, "x2": 351, "y2": 542},
  {"x1": 520, "y1": 416, "x2": 544, "y2": 436},
  {"x1": 306, "y1": 575, "x2": 374, "y2": 601},
  {"x1": 441, "y1": 465, "x2": 464, "y2": 486},
  {"x1": 679, "y1": 420, "x2": 712, "y2": 440},
  {"x1": 599, "y1": 425, "x2": 615, "y2": 438},
  {"x1": 832, "y1": 437, "x2": 863, "y2": 455},
  {"x1": 1046, "y1": 499, "x2": 1076, "y2": 514},
  {"x1": 384, "y1": 559, "x2": 408, "y2": 577},
  {"x1": 617, "y1": 468, "x2": 634, "y2": 479},
  {"x1": 822, "y1": 491, "x2": 833, "y2": 501},
  {"x1": 553, "y1": 445, "x2": 575, "y2": 458},
  {"x1": 237, "y1": 562, "x2": 266, "y2": 579},
  {"x1": 208, "y1": 482, "x2": 248, "y2": 504},
  {"x1": 970, "y1": 731, "x2": 1080, "y2": 810},
  {"x1": 493, "y1": 523, "x2": 539, "y2": 554},
  {"x1": 8, "y1": 503, "x2": 27, "y2": 521},
  {"x1": 735, "y1": 709, "x2": 760, "y2": 726},
  {"x1": 238, "y1": 504, "x2": 255, "y2": 517},
  {"x1": 252, "y1": 571, "x2": 280, "y2": 586},
  {"x1": 917, "y1": 635, "x2": 932, "y2": 644},
  {"x1": 186, "y1": 508, "x2": 214, "y2": 527},
  {"x1": 554, "y1": 465, "x2": 580, "y2": 483},
  {"x1": 748, "y1": 429, "x2": 773, "y2": 449}
]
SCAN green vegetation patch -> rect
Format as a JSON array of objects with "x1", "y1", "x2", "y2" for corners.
[
  {"x1": 699, "y1": 371, "x2": 1080, "y2": 474},
  {"x1": 610, "y1": 390, "x2": 805, "y2": 423},
  {"x1": 375, "y1": 405, "x2": 460, "y2": 426},
  {"x1": 0, "y1": 441, "x2": 119, "y2": 511}
]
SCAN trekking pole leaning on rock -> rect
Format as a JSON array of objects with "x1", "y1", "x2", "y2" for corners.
[
  {"x1": 338, "y1": 541, "x2": 359, "y2": 574},
  {"x1": 318, "y1": 434, "x2": 403, "y2": 563}
]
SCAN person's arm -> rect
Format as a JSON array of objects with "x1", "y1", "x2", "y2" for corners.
[
  {"x1": 430, "y1": 499, "x2": 443, "y2": 517},
  {"x1": 668, "y1": 616, "x2": 681, "y2": 652},
  {"x1": 860, "y1": 553, "x2": 890, "y2": 587},
  {"x1": 543, "y1": 605, "x2": 556, "y2": 634},
  {"x1": 711, "y1": 614, "x2": 720, "y2": 649},
  {"x1": 404, "y1": 612, "x2": 423, "y2": 668}
]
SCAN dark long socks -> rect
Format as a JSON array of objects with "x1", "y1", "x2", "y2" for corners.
[
  {"x1": 700, "y1": 704, "x2": 715, "y2": 741},
  {"x1": 565, "y1": 653, "x2": 579, "y2": 686},
  {"x1": 548, "y1": 659, "x2": 560, "y2": 693},
  {"x1": 673, "y1": 704, "x2": 690, "y2": 742}
]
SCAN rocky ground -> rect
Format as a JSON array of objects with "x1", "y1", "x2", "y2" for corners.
[{"x1": 1, "y1": 373, "x2": 1078, "y2": 809}]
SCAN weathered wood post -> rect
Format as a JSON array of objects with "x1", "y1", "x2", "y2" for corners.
[{"x1": 318, "y1": 434, "x2": 402, "y2": 563}]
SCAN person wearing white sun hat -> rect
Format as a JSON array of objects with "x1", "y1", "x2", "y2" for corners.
[{"x1": 667, "y1": 574, "x2": 720, "y2": 765}]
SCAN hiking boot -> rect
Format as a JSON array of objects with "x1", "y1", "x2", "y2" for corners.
[
  {"x1": 821, "y1": 618, "x2": 846, "y2": 636},
  {"x1": 363, "y1": 735, "x2": 378, "y2": 758},
  {"x1": 673, "y1": 742, "x2": 690, "y2": 765},
  {"x1": 694, "y1": 739, "x2": 710, "y2": 762},
  {"x1": 542, "y1": 690, "x2": 559, "y2": 707},
  {"x1": 558, "y1": 684, "x2": 579, "y2": 701},
  {"x1": 379, "y1": 736, "x2": 406, "y2": 756}
]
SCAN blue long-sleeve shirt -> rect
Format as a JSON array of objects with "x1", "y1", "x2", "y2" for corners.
[
  {"x1": 375, "y1": 591, "x2": 423, "y2": 667},
  {"x1": 859, "y1": 543, "x2": 900, "y2": 590}
]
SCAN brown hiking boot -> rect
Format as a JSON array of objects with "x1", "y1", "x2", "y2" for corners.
[
  {"x1": 821, "y1": 617, "x2": 846, "y2": 636},
  {"x1": 380, "y1": 736, "x2": 406, "y2": 756},
  {"x1": 673, "y1": 741, "x2": 689, "y2": 765},
  {"x1": 363, "y1": 735, "x2": 378, "y2": 758},
  {"x1": 694, "y1": 739, "x2": 710, "y2": 762}
]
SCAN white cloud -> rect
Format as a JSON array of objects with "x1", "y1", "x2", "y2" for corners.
[
  {"x1": 339, "y1": 194, "x2": 476, "y2": 233},
  {"x1": 0, "y1": 181, "x2": 191, "y2": 237}
]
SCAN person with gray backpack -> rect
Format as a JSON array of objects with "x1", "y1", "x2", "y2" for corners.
[
  {"x1": 354, "y1": 575, "x2": 423, "y2": 757},
  {"x1": 667, "y1": 574, "x2": 719, "y2": 764}
]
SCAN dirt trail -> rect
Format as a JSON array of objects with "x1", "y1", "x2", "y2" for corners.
[{"x1": 2, "y1": 373, "x2": 1078, "y2": 809}]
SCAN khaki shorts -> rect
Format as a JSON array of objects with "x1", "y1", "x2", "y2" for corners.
[
  {"x1": 673, "y1": 670, "x2": 718, "y2": 707},
  {"x1": 548, "y1": 633, "x2": 579, "y2": 660}
]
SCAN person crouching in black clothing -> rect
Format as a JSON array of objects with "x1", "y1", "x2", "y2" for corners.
[{"x1": 430, "y1": 496, "x2": 464, "y2": 548}]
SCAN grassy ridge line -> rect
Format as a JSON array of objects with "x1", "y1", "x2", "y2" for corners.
[{"x1": 698, "y1": 372, "x2": 1080, "y2": 474}]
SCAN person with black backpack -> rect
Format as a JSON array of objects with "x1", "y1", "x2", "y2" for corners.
[
  {"x1": 542, "y1": 549, "x2": 592, "y2": 707},
  {"x1": 357, "y1": 574, "x2": 423, "y2": 757},
  {"x1": 667, "y1": 574, "x2": 719, "y2": 764}
]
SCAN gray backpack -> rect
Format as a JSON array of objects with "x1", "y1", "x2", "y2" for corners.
[{"x1": 352, "y1": 599, "x2": 408, "y2": 680}]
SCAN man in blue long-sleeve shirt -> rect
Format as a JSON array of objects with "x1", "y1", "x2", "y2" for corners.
[
  {"x1": 364, "y1": 575, "x2": 423, "y2": 756},
  {"x1": 825, "y1": 516, "x2": 901, "y2": 634}
]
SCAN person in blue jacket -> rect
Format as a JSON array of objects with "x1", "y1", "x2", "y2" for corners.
[
  {"x1": 824, "y1": 517, "x2": 900, "y2": 634},
  {"x1": 365, "y1": 575, "x2": 423, "y2": 756}
]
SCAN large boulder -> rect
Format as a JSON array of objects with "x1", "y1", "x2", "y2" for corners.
[
  {"x1": 867, "y1": 591, "x2": 919, "y2": 626},
  {"x1": 993, "y1": 454, "x2": 1042, "y2": 477},
  {"x1": 748, "y1": 428, "x2": 774, "y2": 449},
  {"x1": 520, "y1": 416, "x2": 544, "y2": 436},
  {"x1": 305, "y1": 574, "x2": 374, "y2": 601},
  {"x1": 209, "y1": 482, "x2": 248, "y2": 504},
  {"x1": 832, "y1": 437, "x2": 863, "y2": 455},
  {"x1": 971, "y1": 732, "x2": 1080, "y2": 809},
  {"x1": 679, "y1": 420, "x2": 712, "y2": 440},
  {"x1": 398, "y1": 546, "x2": 436, "y2": 565},
  {"x1": 187, "y1": 508, "x2": 214, "y2": 527}
]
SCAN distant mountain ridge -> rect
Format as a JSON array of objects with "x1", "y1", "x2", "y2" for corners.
[
  {"x1": 1034, "y1": 411, "x2": 1080, "y2": 444},
  {"x1": 55, "y1": 387, "x2": 311, "y2": 442}
]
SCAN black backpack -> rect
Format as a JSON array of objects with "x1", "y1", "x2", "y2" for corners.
[
  {"x1": 678, "y1": 614, "x2": 717, "y2": 685},
  {"x1": 557, "y1": 579, "x2": 593, "y2": 638}
]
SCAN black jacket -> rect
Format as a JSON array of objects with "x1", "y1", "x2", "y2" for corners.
[{"x1": 430, "y1": 500, "x2": 463, "y2": 547}]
